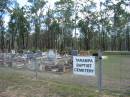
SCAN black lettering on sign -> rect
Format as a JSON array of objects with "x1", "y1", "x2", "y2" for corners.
[
  {"x1": 76, "y1": 64, "x2": 92, "y2": 68},
  {"x1": 74, "y1": 68, "x2": 94, "y2": 73},
  {"x1": 78, "y1": 68, "x2": 84, "y2": 72},
  {"x1": 86, "y1": 64, "x2": 92, "y2": 68},
  {"x1": 84, "y1": 69, "x2": 93, "y2": 72},
  {"x1": 76, "y1": 58, "x2": 93, "y2": 63},
  {"x1": 84, "y1": 69, "x2": 89, "y2": 72},
  {"x1": 74, "y1": 68, "x2": 77, "y2": 71}
]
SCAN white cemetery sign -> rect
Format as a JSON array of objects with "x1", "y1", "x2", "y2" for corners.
[{"x1": 73, "y1": 56, "x2": 95, "y2": 76}]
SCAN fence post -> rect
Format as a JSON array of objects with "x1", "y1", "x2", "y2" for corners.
[
  {"x1": 33, "y1": 58, "x2": 38, "y2": 80},
  {"x1": 98, "y1": 49, "x2": 103, "y2": 93}
]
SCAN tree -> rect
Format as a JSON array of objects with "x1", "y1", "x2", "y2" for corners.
[
  {"x1": 28, "y1": 0, "x2": 46, "y2": 49},
  {"x1": 55, "y1": 0, "x2": 74, "y2": 51},
  {"x1": 0, "y1": 0, "x2": 11, "y2": 51},
  {"x1": 78, "y1": 0, "x2": 96, "y2": 50},
  {"x1": 8, "y1": 7, "x2": 30, "y2": 50},
  {"x1": 105, "y1": 0, "x2": 130, "y2": 50}
]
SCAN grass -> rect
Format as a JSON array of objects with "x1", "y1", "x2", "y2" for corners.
[
  {"x1": 0, "y1": 67, "x2": 100, "y2": 97},
  {"x1": 102, "y1": 55, "x2": 130, "y2": 96},
  {"x1": 0, "y1": 55, "x2": 130, "y2": 97},
  {"x1": 102, "y1": 55, "x2": 130, "y2": 80}
]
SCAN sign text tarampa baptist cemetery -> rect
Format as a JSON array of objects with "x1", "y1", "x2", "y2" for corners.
[{"x1": 73, "y1": 56, "x2": 95, "y2": 76}]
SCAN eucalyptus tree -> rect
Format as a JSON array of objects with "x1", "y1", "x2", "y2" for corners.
[
  {"x1": 104, "y1": 0, "x2": 130, "y2": 50},
  {"x1": 8, "y1": 6, "x2": 30, "y2": 50},
  {"x1": 77, "y1": 0, "x2": 97, "y2": 50},
  {"x1": 0, "y1": 0, "x2": 12, "y2": 51},
  {"x1": 44, "y1": 17, "x2": 61, "y2": 50},
  {"x1": 77, "y1": 0, "x2": 112, "y2": 51},
  {"x1": 44, "y1": 7, "x2": 54, "y2": 49},
  {"x1": 54, "y1": 0, "x2": 74, "y2": 51},
  {"x1": 28, "y1": 0, "x2": 46, "y2": 49},
  {"x1": 94, "y1": 0, "x2": 114, "y2": 51},
  {"x1": 126, "y1": 20, "x2": 130, "y2": 51},
  {"x1": 8, "y1": 9, "x2": 17, "y2": 50}
]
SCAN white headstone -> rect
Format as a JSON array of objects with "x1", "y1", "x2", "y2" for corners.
[
  {"x1": 11, "y1": 50, "x2": 15, "y2": 54},
  {"x1": 47, "y1": 49, "x2": 56, "y2": 61}
]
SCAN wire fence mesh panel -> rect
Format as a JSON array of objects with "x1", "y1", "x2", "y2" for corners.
[
  {"x1": 0, "y1": 52, "x2": 130, "y2": 97},
  {"x1": 103, "y1": 54, "x2": 130, "y2": 96}
]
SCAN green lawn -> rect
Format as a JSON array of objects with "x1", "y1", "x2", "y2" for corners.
[
  {"x1": 103, "y1": 55, "x2": 130, "y2": 79},
  {"x1": 102, "y1": 55, "x2": 130, "y2": 95}
]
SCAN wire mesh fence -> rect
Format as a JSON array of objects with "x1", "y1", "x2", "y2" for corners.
[{"x1": 0, "y1": 52, "x2": 130, "y2": 96}]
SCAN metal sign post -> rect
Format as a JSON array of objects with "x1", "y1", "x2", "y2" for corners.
[{"x1": 98, "y1": 49, "x2": 103, "y2": 92}]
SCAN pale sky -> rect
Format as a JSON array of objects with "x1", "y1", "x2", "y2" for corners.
[
  {"x1": 17, "y1": 0, "x2": 59, "y2": 7},
  {"x1": 4, "y1": 0, "x2": 58, "y2": 26},
  {"x1": 17, "y1": 0, "x2": 28, "y2": 7},
  {"x1": 4, "y1": 0, "x2": 130, "y2": 27},
  {"x1": 17, "y1": 0, "x2": 100, "y2": 8},
  {"x1": 4, "y1": 0, "x2": 100, "y2": 26}
]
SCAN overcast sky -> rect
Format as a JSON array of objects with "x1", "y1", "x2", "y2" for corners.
[
  {"x1": 4, "y1": 0, "x2": 58, "y2": 26},
  {"x1": 4, "y1": 0, "x2": 130, "y2": 27},
  {"x1": 17, "y1": 0, "x2": 59, "y2": 7}
]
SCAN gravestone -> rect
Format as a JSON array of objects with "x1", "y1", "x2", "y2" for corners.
[
  {"x1": 46, "y1": 49, "x2": 57, "y2": 66},
  {"x1": 11, "y1": 50, "x2": 15, "y2": 54},
  {"x1": 47, "y1": 49, "x2": 56, "y2": 61},
  {"x1": 35, "y1": 50, "x2": 42, "y2": 57},
  {"x1": 27, "y1": 52, "x2": 34, "y2": 60},
  {"x1": 71, "y1": 50, "x2": 78, "y2": 56}
]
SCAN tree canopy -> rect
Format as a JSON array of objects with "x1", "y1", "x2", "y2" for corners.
[{"x1": 0, "y1": 0, "x2": 130, "y2": 52}]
